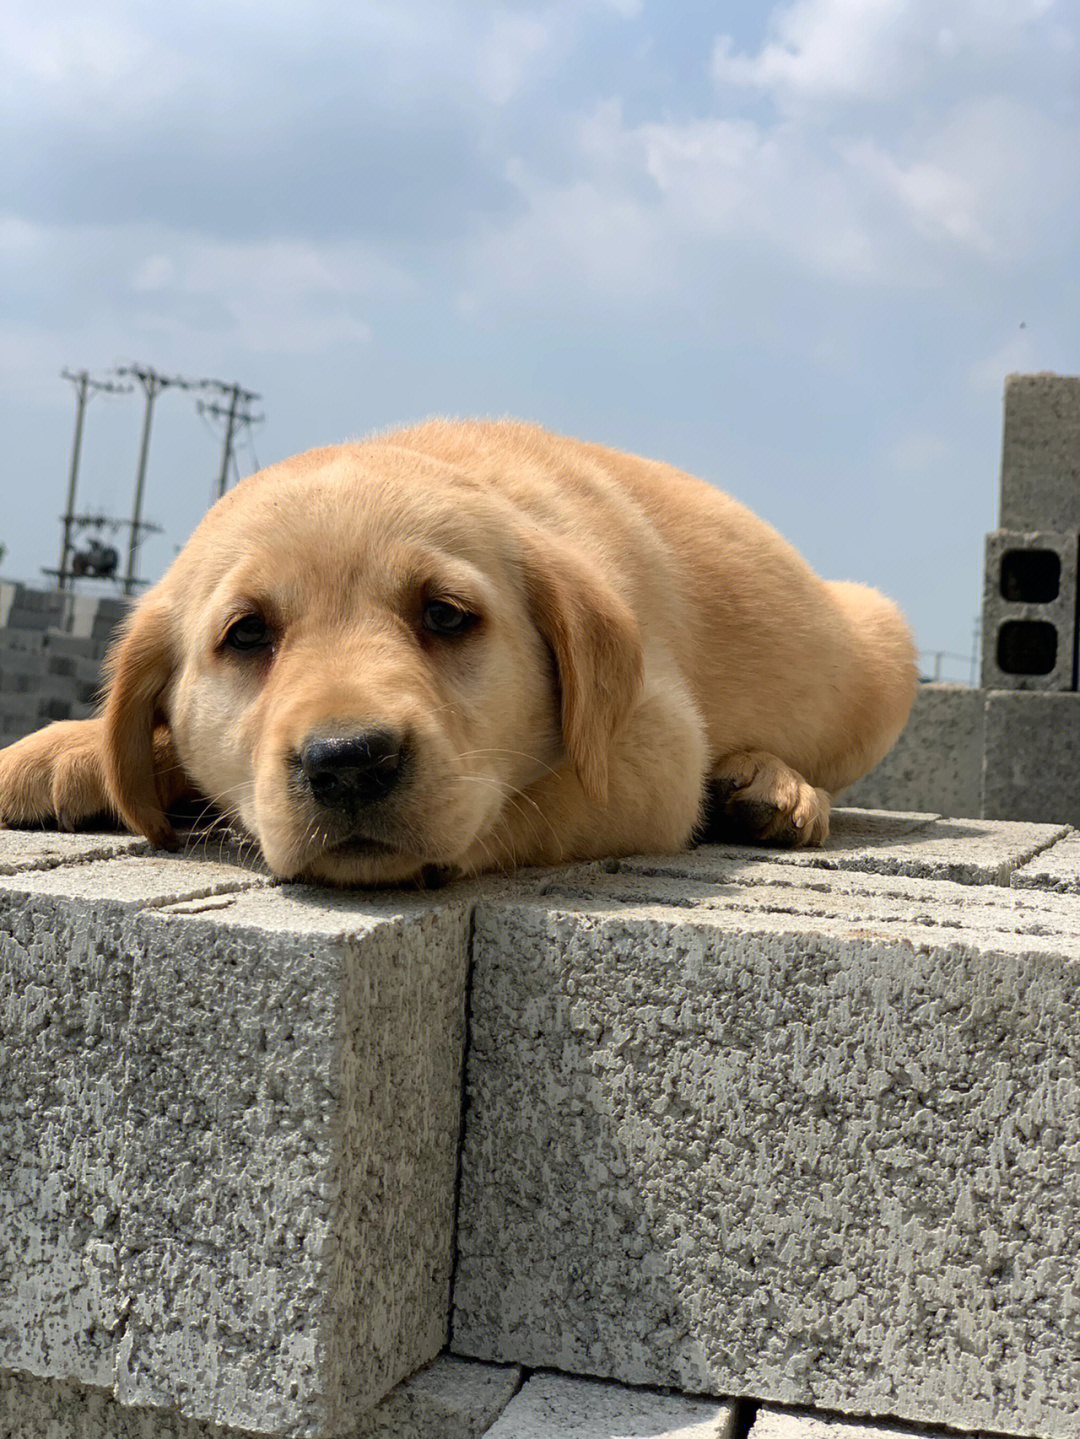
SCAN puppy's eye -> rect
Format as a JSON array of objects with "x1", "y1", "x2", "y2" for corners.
[
  {"x1": 223, "y1": 614, "x2": 273, "y2": 653},
  {"x1": 422, "y1": 600, "x2": 477, "y2": 637}
]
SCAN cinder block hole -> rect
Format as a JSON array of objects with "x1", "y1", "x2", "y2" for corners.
[
  {"x1": 997, "y1": 619, "x2": 1058, "y2": 675},
  {"x1": 999, "y1": 548, "x2": 1061, "y2": 603}
]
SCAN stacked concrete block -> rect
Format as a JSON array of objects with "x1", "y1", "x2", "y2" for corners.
[
  {"x1": 981, "y1": 529, "x2": 1078, "y2": 688},
  {"x1": 0, "y1": 584, "x2": 129, "y2": 743},
  {"x1": 484, "y1": 1373, "x2": 735, "y2": 1437},
  {"x1": 0, "y1": 841, "x2": 473, "y2": 1437},
  {"x1": 3, "y1": 814, "x2": 1080, "y2": 1437},
  {"x1": 999, "y1": 373, "x2": 1080, "y2": 531},
  {"x1": 4, "y1": 582, "x2": 65, "y2": 631},
  {"x1": 839, "y1": 684, "x2": 983, "y2": 817},
  {"x1": 981, "y1": 689, "x2": 1080, "y2": 824},
  {"x1": 1, "y1": 1355, "x2": 525, "y2": 1439},
  {"x1": 980, "y1": 375, "x2": 1080, "y2": 711},
  {"x1": 91, "y1": 595, "x2": 130, "y2": 648},
  {"x1": 453, "y1": 829, "x2": 1080, "y2": 1437},
  {"x1": 852, "y1": 375, "x2": 1080, "y2": 823}
]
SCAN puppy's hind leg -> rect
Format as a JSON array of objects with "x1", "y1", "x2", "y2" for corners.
[{"x1": 704, "y1": 749, "x2": 830, "y2": 848}]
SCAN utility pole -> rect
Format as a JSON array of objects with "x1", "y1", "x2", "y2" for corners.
[
  {"x1": 115, "y1": 365, "x2": 197, "y2": 596},
  {"x1": 56, "y1": 369, "x2": 130, "y2": 591},
  {"x1": 196, "y1": 382, "x2": 263, "y2": 498}
]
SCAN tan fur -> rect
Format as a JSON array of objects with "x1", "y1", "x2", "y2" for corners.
[{"x1": 0, "y1": 420, "x2": 916, "y2": 884}]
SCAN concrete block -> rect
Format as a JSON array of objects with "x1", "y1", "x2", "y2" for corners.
[
  {"x1": 484, "y1": 1373, "x2": 735, "y2": 1438},
  {"x1": 748, "y1": 1410, "x2": 930, "y2": 1439},
  {"x1": 837, "y1": 685, "x2": 983, "y2": 818},
  {"x1": 0, "y1": 626, "x2": 43, "y2": 656},
  {"x1": 983, "y1": 689, "x2": 1080, "y2": 825},
  {"x1": 1011, "y1": 827, "x2": 1080, "y2": 892},
  {"x1": 0, "y1": 650, "x2": 47, "y2": 688},
  {"x1": 0, "y1": 829, "x2": 147, "y2": 875},
  {"x1": 36, "y1": 694, "x2": 73, "y2": 721},
  {"x1": 7, "y1": 587, "x2": 65, "y2": 628},
  {"x1": 1000, "y1": 373, "x2": 1080, "y2": 531},
  {"x1": 356, "y1": 1355, "x2": 524, "y2": 1439},
  {"x1": 453, "y1": 863, "x2": 1080, "y2": 1436},
  {"x1": 44, "y1": 630, "x2": 97, "y2": 661},
  {"x1": 625, "y1": 807, "x2": 1067, "y2": 887},
  {"x1": 0, "y1": 1355, "x2": 524, "y2": 1439},
  {"x1": 0, "y1": 852, "x2": 472, "y2": 1436},
  {"x1": 0, "y1": 691, "x2": 39, "y2": 722},
  {"x1": 981, "y1": 530, "x2": 1079, "y2": 690}
]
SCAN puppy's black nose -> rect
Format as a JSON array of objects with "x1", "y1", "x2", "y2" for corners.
[{"x1": 299, "y1": 729, "x2": 405, "y2": 812}]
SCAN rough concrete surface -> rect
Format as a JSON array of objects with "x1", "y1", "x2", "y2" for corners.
[
  {"x1": 0, "y1": 1355, "x2": 523, "y2": 1439},
  {"x1": 0, "y1": 837, "x2": 473, "y2": 1437},
  {"x1": 838, "y1": 686, "x2": 983, "y2": 819},
  {"x1": 0, "y1": 828, "x2": 148, "y2": 874},
  {"x1": 453, "y1": 858, "x2": 1080, "y2": 1437},
  {"x1": 5, "y1": 814, "x2": 1080, "y2": 1439},
  {"x1": 748, "y1": 1410, "x2": 926, "y2": 1439},
  {"x1": 483, "y1": 1373, "x2": 735, "y2": 1438},
  {"x1": 1011, "y1": 827, "x2": 1080, "y2": 892},
  {"x1": 983, "y1": 690, "x2": 1080, "y2": 826},
  {"x1": 626, "y1": 808, "x2": 1068, "y2": 887},
  {"x1": 999, "y1": 373, "x2": 1080, "y2": 532},
  {"x1": 355, "y1": 1355, "x2": 523, "y2": 1439}
]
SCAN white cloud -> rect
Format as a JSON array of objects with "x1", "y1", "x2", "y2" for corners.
[
  {"x1": 2, "y1": 7, "x2": 187, "y2": 118},
  {"x1": 476, "y1": 12, "x2": 553, "y2": 104},
  {"x1": 712, "y1": 0, "x2": 1068, "y2": 111}
]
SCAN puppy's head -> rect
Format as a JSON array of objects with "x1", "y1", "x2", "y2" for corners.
[{"x1": 103, "y1": 443, "x2": 642, "y2": 884}]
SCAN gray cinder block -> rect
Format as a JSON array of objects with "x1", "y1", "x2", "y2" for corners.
[
  {"x1": 0, "y1": 690, "x2": 39, "y2": 722},
  {"x1": 981, "y1": 530, "x2": 1078, "y2": 690},
  {"x1": 838, "y1": 684, "x2": 984, "y2": 817},
  {"x1": 1011, "y1": 828, "x2": 1080, "y2": 892},
  {"x1": 983, "y1": 689, "x2": 1080, "y2": 825},
  {"x1": 0, "y1": 855, "x2": 472, "y2": 1437},
  {"x1": 7, "y1": 584, "x2": 65, "y2": 628},
  {"x1": 453, "y1": 862, "x2": 1080, "y2": 1437},
  {"x1": 484, "y1": 1373, "x2": 735, "y2": 1438},
  {"x1": 0, "y1": 829, "x2": 148, "y2": 876},
  {"x1": 748, "y1": 1410, "x2": 928, "y2": 1439},
  {"x1": 0, "y1": 1355, "x2": 525, "y2": 1439},
  {"x1": 630, "y1": 807, "x2": 1069, "y2": 887},
  {"x1": 1000, "y1": 373, "x2": 1080, "y2": 531}
]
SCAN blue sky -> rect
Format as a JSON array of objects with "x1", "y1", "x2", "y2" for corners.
[{"x1": 2, "y1": 0, "x2": 1078, "y2": 678}]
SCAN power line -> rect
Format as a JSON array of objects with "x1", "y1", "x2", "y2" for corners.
[
  {"x1": 50, "y1": 363, "x2": 265, "y2": 595},
  {"x1": 195, "y1": 380, "x2": 263, "y2": 500}
]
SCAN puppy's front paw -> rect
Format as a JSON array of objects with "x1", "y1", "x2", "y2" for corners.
[
  {"x1": 707, "y1": 749, "x2": 830, "y2": 848},
  {"x1": 0, "y1": 719, "x2": 118, "y2": 831}
]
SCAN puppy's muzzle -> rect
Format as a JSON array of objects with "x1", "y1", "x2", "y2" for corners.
[{"x1": 297, "y1": 728, "x2": 407, "y2": 817}]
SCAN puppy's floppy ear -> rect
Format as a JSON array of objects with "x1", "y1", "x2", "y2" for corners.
[
  {"x1": 519, "y1": 533, "x2": 644, "y2": 804},
  {"x1": 102, "y1": 594, "x2": 178, "y2": 848}
]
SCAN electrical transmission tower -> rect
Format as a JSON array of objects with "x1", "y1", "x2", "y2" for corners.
[
  {"x1": 52, "y1": 369, "x2": 132, "y2": 591},
  {"x1": 50, "y1": 362, "x2": 265, "y2": 597},
  {"x1": 196, "y1": 381, "x2": 263, "y2": 499},
  {"x1": 114, "y1": 365, "x2": 200, "y2": 596}
]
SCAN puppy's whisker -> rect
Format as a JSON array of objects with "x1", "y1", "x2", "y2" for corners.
[{"x1": 457, "y1": 748, "x2": 563, "y2": 782}]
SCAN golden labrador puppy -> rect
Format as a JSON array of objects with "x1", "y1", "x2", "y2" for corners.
[{"x1": 0, "y1": 420, "x2": 915, "y2": 885}]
